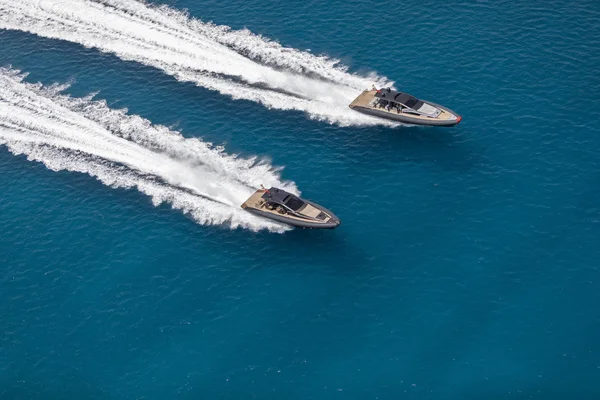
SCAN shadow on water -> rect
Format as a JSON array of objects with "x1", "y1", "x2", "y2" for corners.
[
  {"x1": 332, "y1": 123, "x2": 484, "y2": 173},
  {"x1": 182, "y1": 212, "x2": 373, "y2": 276}
]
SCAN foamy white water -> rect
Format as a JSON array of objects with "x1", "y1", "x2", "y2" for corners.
[
  {"x1": 0, "y1": 67, "x2": 296, "y2": 232},
  {"x1": 0, "y1": 0, "x2": 396, "y2": 126}
]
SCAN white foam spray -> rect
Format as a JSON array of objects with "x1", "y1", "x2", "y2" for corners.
[
  {"x1": 0, "y1": 0, "x2": 396, "y2": 126},
  {"x1": 0, "y1": 67, "x2": 296, "y2": 232}
]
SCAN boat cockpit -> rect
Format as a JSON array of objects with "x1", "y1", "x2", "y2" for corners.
[
  {"x1": 260, "y1": 188, "x2": 328, "y2": 221},
  {"x1": 374, "y1": 88, "x2": 442, "y2": 118}
]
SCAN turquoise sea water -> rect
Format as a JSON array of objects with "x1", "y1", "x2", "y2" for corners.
[{"x1": 1, "y1": 0, "x2": 600, "y2": 398}]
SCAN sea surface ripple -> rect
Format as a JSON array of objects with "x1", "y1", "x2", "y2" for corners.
[{"x1": 1, "y1": 0, "x2": 600, "y2": 399}]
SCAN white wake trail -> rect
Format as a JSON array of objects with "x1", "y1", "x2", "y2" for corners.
[
  {"x1": 0, "y1": 67, "x2": 296, "y2": 232},
  {"x1": 0, "y1": 0, "x2": 396, "y2": 126}
]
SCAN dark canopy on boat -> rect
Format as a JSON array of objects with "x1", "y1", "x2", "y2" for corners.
[
  {"x1": 375, "y1": 89, "x2": 423, "y2": 109},
  {"x1": 263, "y1": 187, "x2": 305, "y2": 211},
  {"x1": 262, "y1": 187, "x2": 289, "y2": 203}
]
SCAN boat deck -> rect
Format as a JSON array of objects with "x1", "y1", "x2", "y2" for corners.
[
  {"x1": 349, "y1": 90, "x2": 457, "y2": 123},
  {"x1": 241, "y1": 190, "x2": 332, "y2": 223},
  {"x1": 349, "y1": 90, "x2": 376, "y2": 108},
  {"x1": 241, "y1": 190, "x2": 267, "y2": 210}
]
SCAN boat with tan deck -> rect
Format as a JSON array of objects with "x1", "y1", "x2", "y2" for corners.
[
  {"x1": 349, "y1": 87, "x2": 461, "y2": 126},
  {"x1": 241, "y1": 186, "x2": 340, "y2": 229}
]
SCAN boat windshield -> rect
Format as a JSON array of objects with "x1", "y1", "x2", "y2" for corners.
[
  {"x1": 285, "y1": 196, "x2": 305, "y2": 211},
  {"x1": 404, "y1": 98, "x2": 419, "y2": 108}
]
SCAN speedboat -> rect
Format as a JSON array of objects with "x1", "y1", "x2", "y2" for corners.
[
  {"x1": 241, "y1": 187, "x2": 340, "y2": 229},
  {"x1": 349, "y1": 87, "x2": 462, "y2": 126}
]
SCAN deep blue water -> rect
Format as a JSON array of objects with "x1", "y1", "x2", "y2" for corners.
[{"x1": 1, "y1": 0, "x2": 600, "y2": 398}]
